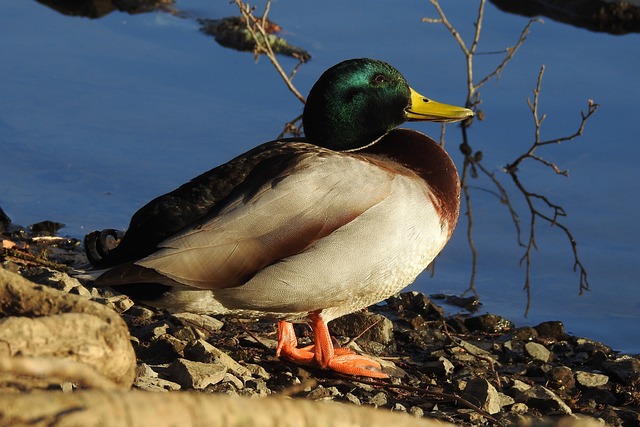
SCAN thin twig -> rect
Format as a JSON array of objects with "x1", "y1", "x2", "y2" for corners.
[
  {"x1": 233, "y1": 0, "x2": 306, "y2": 103},
  {"x1": 506, "y1": 67, "x2": 599, "y2": 173}
]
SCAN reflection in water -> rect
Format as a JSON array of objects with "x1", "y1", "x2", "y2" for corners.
[
  {"x1": 35, "y1": 0, "x2": 311, "y2": 61},
  {"x1": 36, "y1": 0, "x2": 174, "y2": 18},
  {"x1": 490, "y1": 0, "x2": 640, "y2": 34},
  {"x1": 425, "y1": 1, "x2": 598, "y2": 315}
]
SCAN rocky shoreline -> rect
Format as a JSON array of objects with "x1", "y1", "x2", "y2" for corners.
[{"x1": 1, "y1": 220, "x2": 638, "y2": 426}]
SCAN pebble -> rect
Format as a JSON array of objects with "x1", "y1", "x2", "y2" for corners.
[
  {"x1": 330, "y1": 311, "x2": 394, "y2": 344},
  {"x1": 167, "y1": 358, "x2": 227, "y2": 390},
  {"x1": 463, "y1": 378, "x2": 502, "y2": 415},
  {"x1": 243, "y1": 363, "x2": 271, "y2": 380},
  {"x1": 386, "y1": 291, "x2": 444, "y2": 322},
  {"x1": 575, "y1": 370, "x2": 609, "y2": 388},
  {"x1": 344, "y1": 392, "x2": 361, "y2": 405},
  {"x1": 534, "y1": 321, "x2": 568, "y2": 340},
  {"x1": 171, "y1": 312, "x2": 224, "y2": 336},
  {"x1": 369, "y1": 392, "x2": 388, "y2": 407},
  {"x1": 525, "y1": 341, "x2": 551, "y2": 363},
  {"x1": 184, "y1": 339, "x2": 252, "y2": 378},
  {"x1": 421, "y1": 356, "x2": 455, "y2": 376},
  {"x1": 409, "y1": 406, "x2": 424, "y2": 418},
  {"x1": 464, "y1": 314, "x2": 514, "y2": 333},
  {"x1": 519, "y1": 385, "x2": 572, "y2": 414},
  {"x1": 602, "y1": 356, "x2": 640, "y2": 385},
  {"x1": 547, "y1": 366, "x2": 575, "y2": 391},
  {"x1": 245, "y1": 378, "x2": 270, "y2": 396}
]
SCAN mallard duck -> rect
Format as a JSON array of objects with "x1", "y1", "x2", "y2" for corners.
[{"x1": 82, "y1": 58, "x2": 473, "y2": 378}]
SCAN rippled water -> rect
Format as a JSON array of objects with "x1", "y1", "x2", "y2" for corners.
[{"x1": 1, "y1": 0, "x2": 639, "y2": 352}]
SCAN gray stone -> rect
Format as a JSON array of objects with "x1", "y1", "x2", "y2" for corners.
[
  {"x1": 243, "y1": 363, "x2": 271, "y2": 380},
  {"x1": 245, "y1": 378, "x2": 270, "y2": 396},
  {"x1": 307, "y1": 385, "x2": 333, "y2": 400},
  {"x1": 134, "y1": 375, "x2": 182, "y2": 392},
  {"x1": 464, "y1": 314, "x2": 514, "y2": 333},
  {"x1": 534, "y1": 321, "x2": 568, "y2": 340},
  {"x1": 135, "y1": 363, "x2": 158, "y2": 379},
  {"x1": 142, "y1": 321, "x2": 172, "y2": 340},
  {"x1": 547, "y1": 366, "x2": 575, "y2": 391},
  {"x1": 369, "y1": 391, "x2": 388, "y2": 407},
  {"x1": 330, "y1": 311, "x2": 394, "y2": 344},
  {"x1": 508, "y1": 379, "x2": 532, "y2": 402},
  {"x1": 392, "y1": 403, "x2": 407, "y2": 412},
  {"x1": 463, "y1": 378, "x2": 502, "y2": 415},
  {"x1": 134, "y1": 363, "x2": 181, "y2": 392},
  {"x1": 497, "y1": 392, "x2": 515, "y2": 407},
  {"x1": 451, "y1": 339, "x2": 497, "y2": 361},
  {"x1": 103, "y1": 294, "x2": 135, "y2": 313},
  {"x1": 172, "y1": 326, "x2": 199, "y2": 342},
  {"x1": 172, "y1": 312, "x2": 224, "y2": 336},
  {"x1": 575, "y1": 371, "x2": 609, "y2": 388},
  {"x1": 167, "y1": 358, "x2": 227, "y2": 390},
  {"x1": 421, "y1": 356, "x2": 455, "y2": 376},
  {"x1": 525, "y1": 341, "x2": 551, "y2": 363},
  {"x1": 602, "y1": 356, "x2": 640, "y2": 385},
  {"x1": 344, "y1": 392, "x2": 361, "y2": 405},
  {"x1": 184, "y1": 339, "x2": 252, "y2": 378},
  {"x1": 409, "y1": 406, "x2": 424, "y2": 418},
  {"x1": 223, "y1": 373, "x2": 244, "y2": 389},
  {"x1": 510, "y1": 402, "x2": 528, "y2": 414},
  {"x1": 519, "y1": 385, "x2": 572, "y2": 414}
]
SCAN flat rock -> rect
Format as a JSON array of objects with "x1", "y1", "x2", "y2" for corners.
[
  {"x1": 602, "y1": 356, "x2": 640, "y2": 385},
  {"x1": 525, "y1": 341, "x2": 551, "y2": 363},
  {"x1": 463, "y1": 378, "x2": 502, "y2": 415},
  {"x1": 167, "y1": 358, "x2": 227, "y2": 390},
  {"x1": 171, "y1": 312, "x2": 224, "y2": 337},
  {"x1": 464, "y1": 314, "x2": 514, "y2": 333},
  {"x1": 575, "y1": 370, "x2": 609, "y2": 388},
  {"x1": 519, "y1": 385, "x2": 572, "y2": 414},
  {"x1": 184, "y1": 339, "x2": 252, "y2": 379},
  {"x1": 534, "y1": 321, "x2": 568, "y2": 341},
  {"x1": 330, "y1": 311, "x2": 394, "y2": 345}
]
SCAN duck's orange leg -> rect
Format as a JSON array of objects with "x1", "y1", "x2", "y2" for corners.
[
  {"x1": 276, "y1": 312, "x2": 388, "y2": 379},
  {"x1": 276, "y1": 320, "x2": 315, "y2": 364}
]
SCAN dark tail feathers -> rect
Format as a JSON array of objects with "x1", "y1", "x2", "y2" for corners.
[{"x1": 84, "y1": 229, "x2": 125, "y2": 267}]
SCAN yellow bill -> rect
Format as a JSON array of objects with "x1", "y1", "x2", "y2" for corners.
[{"x1": 405, "y1": 87, "x2": 474, "y2": 123}]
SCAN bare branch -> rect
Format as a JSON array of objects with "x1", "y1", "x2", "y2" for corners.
[
  {"x1": 233, "y1": 0, "x2": 306, "y2": 104},
  {"x1": 505, "y1": 67, "x2": 600, "y2": 174},
  {"x1": 503, "y1": 66, "x2": 594, "y2": 304},
  {"x1": 474, "y1": 18, "x2": 540, "y2": 90},
  {"x1": 426, "y1": 1, "x2": 540, "y2": 107},
  {"x1": 425, "y1": 1, "x2": 595, "y2": 308}
]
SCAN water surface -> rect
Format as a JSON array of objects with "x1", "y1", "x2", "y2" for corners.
[{"x1": 1, "y1": 0, "x2": 638, "y2": 352}]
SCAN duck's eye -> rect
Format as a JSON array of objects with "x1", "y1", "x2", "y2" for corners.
[{"x1": 372, "y1": 74, "x2": 387, "y2": 84}]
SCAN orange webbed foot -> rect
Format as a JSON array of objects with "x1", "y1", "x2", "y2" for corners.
[
  {"x1": 326, "y1": 352, "x2": 388, "y2": 378},
  {"x1": 276, "y1": 314, "x2": 388, "y2": 379}
]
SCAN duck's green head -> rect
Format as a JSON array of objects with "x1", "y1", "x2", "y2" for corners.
[{"x1": 303, "y1": 58, "x2": 473, "y2": 151}]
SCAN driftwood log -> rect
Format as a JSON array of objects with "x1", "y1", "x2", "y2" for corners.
[
  {"x1": 0, "y1": 267, "x2": 136, "y2": 389},
  {"x1": 0, "y1": 389, "x2": 456, "y2": 427}
]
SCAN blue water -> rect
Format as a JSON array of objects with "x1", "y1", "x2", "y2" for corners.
[{"x1": 1, "y1": 1, "x2": 638, "y2": 352}]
